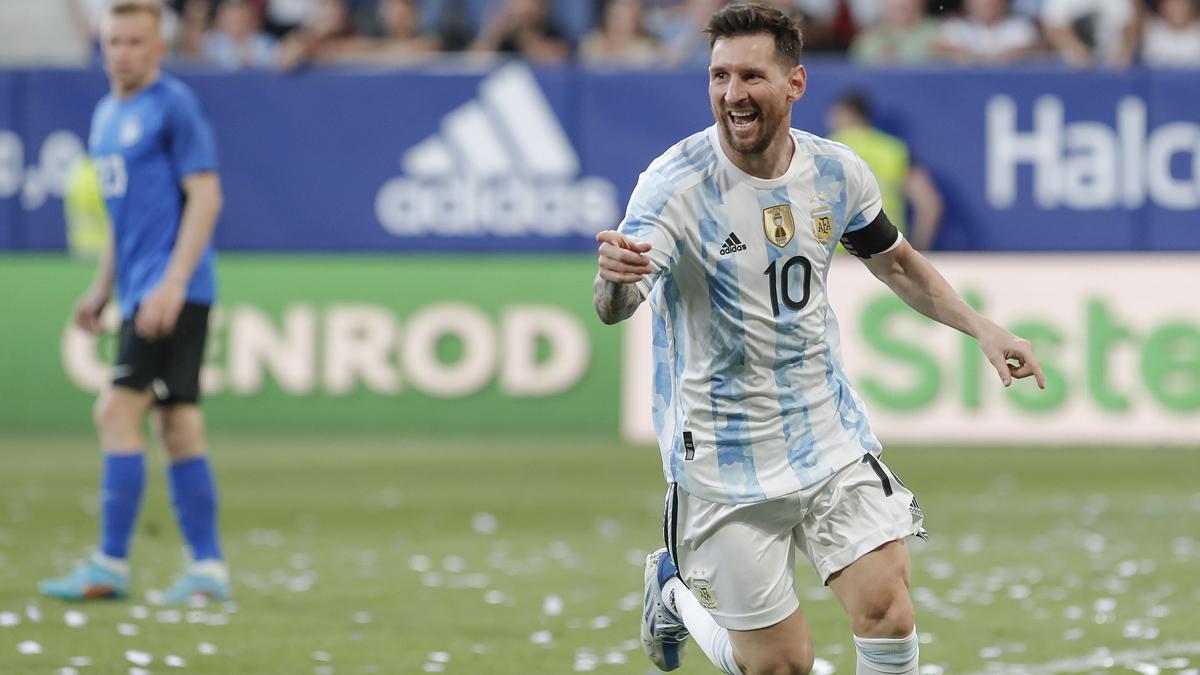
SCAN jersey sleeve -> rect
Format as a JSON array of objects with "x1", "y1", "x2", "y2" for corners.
[
  {"x1": 616, "y1": 170, "x2": 684, "y2": 299},
  {"x1": 842, "y1": 152, "x2": 883, "y2": 237},
  {"x1": 166, "y1": 87, "x2": 219, "y2": 179}
]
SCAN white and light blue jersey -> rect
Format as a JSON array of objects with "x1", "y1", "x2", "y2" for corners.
[
  {"x1": 90, "y1": 73, "x2": 219, "y2": 319},
  {"x1": 619, "y1": 125, "x2": 899, "y2": 505}
]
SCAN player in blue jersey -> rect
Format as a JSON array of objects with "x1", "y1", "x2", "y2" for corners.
[
  {"x1": 594, "y1": 4, "x2": 1044, "y2": 675},
  {"x1": 40, "y1": 0, "x2": 229, "y2": 605}
]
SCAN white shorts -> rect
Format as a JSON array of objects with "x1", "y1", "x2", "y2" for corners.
[{"x1": 663, "y1": 453, "x2": 926, "y2": 631}]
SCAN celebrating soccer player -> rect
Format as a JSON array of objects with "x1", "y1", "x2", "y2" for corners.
[
  {"x1": 594, "y1": 4, "x2": 1044, "y2": 674},
  {"x1": 40, "y1": 0, "x2": 230, "y2": 604}
]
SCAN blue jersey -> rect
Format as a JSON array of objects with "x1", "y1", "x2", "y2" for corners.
[
  {"x1": 619, "y1": 126, "x2": 898, "y2": 505},
  {"x1": 89, "y1": 73, "x2": 219, "y2": 319}
]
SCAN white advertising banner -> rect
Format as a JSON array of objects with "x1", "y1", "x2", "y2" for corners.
[{"x1": 622, "y1": 255, "x2": 1200, "y2": 446}]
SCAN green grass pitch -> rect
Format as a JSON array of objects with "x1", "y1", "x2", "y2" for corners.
[{"x1": 2, "y1": 436, "x2": 1198, "y2": 674}]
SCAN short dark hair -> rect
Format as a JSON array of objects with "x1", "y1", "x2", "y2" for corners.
[
  {"x1": 834, "y1": 90, "x2": 873, "y2": 122},
  {"x1": 704, "y1": 3, "x2": 804, "y2": 68}
]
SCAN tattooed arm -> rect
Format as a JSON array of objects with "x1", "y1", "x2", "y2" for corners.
[{"x1": 593, "y1": 230, "x2": 651, "y2": 325}]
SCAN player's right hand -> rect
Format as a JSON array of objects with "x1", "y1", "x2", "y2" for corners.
[
  {"x1": 74, "y1": 289, "x2": 109, "y2": 335},
  {"x1": 596, "y1": 230, "x2": 653, "y2": 285}
]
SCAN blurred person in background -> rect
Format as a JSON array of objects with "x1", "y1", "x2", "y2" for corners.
[
  {"x1": 264, "y1": 0, "x2": 315, "y2": 36},
  {"x1": 580, "y1": 0, "x2": 664, "y2": 66},
  {"x1": 936, "y1": 0, "x2": 1042, "y2": 64},
  {"x1": 785, "y1": 0, "x2": 884, "y2": 52},
  {"x1": 203, "y1": 0, "x2": 279, "y2": 69},
  {"x1": 653, "y1": 0, "x2": 727, "y2": 66},
  {"x1": 40, "y1": 0, "x2": 230, "y2": 605},
  {"x1": 70, "y1": 0, "x2": 182, "y2": 61},
  {"x1": 349, "y1": 0, "x2": 441, "y2": 63},
  {"x1": 1142, "y1": 0, "x2": 1200, "y2": 67},
  {"x1": 277, "y1": 0, "x2": 367, "y2": 69},
  {"x1": 174, "y1": 0, "x2": 213, "y2": 61},
  {"x1": 850, "y1": 0, "x2": 942, "y2": 65},
  {"x1": 469, "y1": 0, "x2": 570, "y2": 63},
  {"x1": 1041, "y1": 0, "x2": 1141, "y2": 68},
  {"x1": 827, "y1": 91, "x2": 942, "y2": 251}
]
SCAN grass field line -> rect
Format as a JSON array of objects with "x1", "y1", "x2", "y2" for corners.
[{"x1": 962, "y1": 641, "x2": 1200, "y2": 674}]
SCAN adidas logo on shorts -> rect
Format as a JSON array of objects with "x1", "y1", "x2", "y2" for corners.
[{"x1": 719, "y1": 232, "x2": 747, "y2": 256}]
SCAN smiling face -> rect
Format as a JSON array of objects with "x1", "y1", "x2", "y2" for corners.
[{"x1": 708, "y1": 33, "x2": 806, "y2": 159}]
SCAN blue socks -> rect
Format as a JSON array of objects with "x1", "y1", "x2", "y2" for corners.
[
  {"x1": 98, "y1": 453, "x2": 146, "y2": 560},
  {"x1": 168, "y1": 457, "x2": 222, "y2": 562}
]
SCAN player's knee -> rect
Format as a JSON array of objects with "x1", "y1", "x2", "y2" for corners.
[
  {"x1": 93, "y1": 392, "x2": 136, "y2": 436},
  {"x1": 853, "y1": 591, "x2": 915, "y2": 638}
]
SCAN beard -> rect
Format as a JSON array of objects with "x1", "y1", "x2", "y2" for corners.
[{"x1": 714, "y1": 100, "x2": 786, "y2": 157}]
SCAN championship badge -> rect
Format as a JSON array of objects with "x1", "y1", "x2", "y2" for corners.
[{"x1": 762, "y1": 205, "x2": 795, "y2": 248}]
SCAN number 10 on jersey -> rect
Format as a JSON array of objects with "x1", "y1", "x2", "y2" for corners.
[{"x1": 763, "y1": 256, "x2": 812, "y2": 317}]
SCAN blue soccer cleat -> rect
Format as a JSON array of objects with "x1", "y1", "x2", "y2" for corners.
[
  {"x1": 161, "y1": 563, "x2": 231, "y2": 605},
  {"x1": 641, "y1": 548, "x2": 689, "y2": 671},
  {"x1": 39, "y1": 557, "x2": 130, "y2": 601}
]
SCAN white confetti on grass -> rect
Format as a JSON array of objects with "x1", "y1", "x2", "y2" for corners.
[
  {"x1": 590, "y1": 616, "x2": 611, "y2": 629},
  {"x1": 423, "y1": 664, "x2": 445, "y2": 672},
  {"x1": 64, "y1": 610, "x2": 87, "y2": 627},
  {"x1": 470, "y1": 644, "x2": 489, "y2": 655},
  {"x1": 1, "y1": 612, "x2": 20, "y2": 627},
  {"x1": 125, "y1": 650, "x2": 152, "y2": 666},
  {"x1": 57, "y1": 668, "x2": 79, "y2": 675},
  {"x1": 484, "y1": 590, "x2": 507, "y2": 605},
  {"x1": 164, "y1": 654, "x2": 186, "y2": 667},
  {"x1": 26, "y1": 603, "x2": 42, "y2": 623},
  {"x1": 17, "y1": 640, "x2": 42, "y2": 655},
  {"x1": 811, "y1": 657, "x2": 836, "y2": 675},
  {"x1": 312, "y1": 650, "x2": 332, "y2": 662},
  {"x1": 472, "y1": 512, "x2": 498, "y2": 535},
  {"x1": 409, "y1": 555, "x2": 432, "y2": 572},
  {"x1": 442, "y1": 555, "x2": 466, "y2": 573},
  {"x1": 530, "y1": 630, "x2": 553, "y2": 645},
  {"x1": 428, "y1": 651, "x2": 450, "y2": 663},
  {"x1": 352, "y1": 611, "x2": 371, "y2": 624},
  {"x1": 157, "y1": 610, "x2": 181, "y2": 624},
  {"x1": 70, "y1": 657, "x2": 92, "y2": 666},
  {"x1": 130, "y1": 605, "x2": 149, "y2": 620},
  {"x1": 197, "y1": 642, "x2": 217, "y2": 655},
  {"x1": 118, "y1": 623, "x2": 140, "y2": 636},
  {"x1": 542, "y1": 594, "x2": 564, "y2": 617},
  {"x1": 129, "y1": 669, "x2": 150, "y2": 675}
]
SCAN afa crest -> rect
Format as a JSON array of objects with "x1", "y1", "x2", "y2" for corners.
[
  {"x1": 689, "y1": 577, "x2": 718, "y2": 610},
  {"x1": 762, "y1": 205, "x2": 795, "y2": 248},
  {"x1": 812, "y1": 208, "x2": 834, "y2": 244}
]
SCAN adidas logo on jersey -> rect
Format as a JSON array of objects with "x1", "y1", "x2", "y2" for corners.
[{"x1": 719, "y1": 233, "x2": 747, "y2": 256}]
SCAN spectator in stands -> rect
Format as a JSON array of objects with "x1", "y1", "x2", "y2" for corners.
[
  {"x1": 937, "y1": 0, "x2": 1042, "y2": 63},
  {"x1": 580, "y1": 0, "x2": 663, "y2": 66},
  {"x1": 174, "y1": 0, "x2": 212, "y2": 61},
  {"x1": 788, "y1": 0, "x2": 884, "y2": 52},
  {"x1": 350, "y1": 0, "x2": 441, "y2": 62},
  {"x1": 826, "y1": 91, "x2": 943, "y2": 251},
  {"x1": 850, "y1": 0, "x2": 942, "y2": 65},
  {"x1": 202, "y1": 0, "x2": 278, "y2": 69},
  {"x1": 1041, "y1": 0, "x2": 1140, "y2": 68},
  {"x1": 652, "y1": 0, "x2": 726, "y2": 66},
  {"x1": 469, "y1": 0, "x2": 570, "y2": 63},
  {"x1": 264, "y1": 0, "x2": 315, "y2": 37},
  {"x1": 1142, "y1": 0, "x2": 1200, "y2": 67},
  {"x1": 277, "y1": 0, "x2": 366, "y2": 69}
]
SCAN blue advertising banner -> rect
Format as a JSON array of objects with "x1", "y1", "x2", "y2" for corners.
[{"x1": 1, "y1": 63, "x2": 1197, "y2": 252}]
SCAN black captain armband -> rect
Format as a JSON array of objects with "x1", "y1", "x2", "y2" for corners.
[{"x1": 840, "y1": 211, "x2": 901, "y2": 259}]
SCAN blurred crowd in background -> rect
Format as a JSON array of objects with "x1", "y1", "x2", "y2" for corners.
[{"x1": 64, "y1": 0, "x2": 1200, "y2": 71}]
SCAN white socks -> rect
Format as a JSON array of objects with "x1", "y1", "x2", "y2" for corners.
[
  {"x1": 663, "y1": 577, "x2": 744, "y2": 675},
  {"x1": 854, "y1": 630, "x2": 919, "y2": 674}
]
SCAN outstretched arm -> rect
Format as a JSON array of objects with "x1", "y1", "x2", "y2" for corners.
[
  {"x1": 593, "y1": 230, "x2": 651, "y2": 325},
  {"x1": 861, "y1": 239, "x2": 1045, "y2": 388}
]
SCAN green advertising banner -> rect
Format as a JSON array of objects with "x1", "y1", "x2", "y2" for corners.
[{"x1": 1, "y1": 255, "x2": 620, "y2": 435}]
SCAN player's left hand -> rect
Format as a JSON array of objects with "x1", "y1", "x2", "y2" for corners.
[
  {"x1": 977, "y1": 326, "x2": 1045, "y2": 389},
  {"x1": 135, "y1": 280, "x2": 186, "y2": 340}
]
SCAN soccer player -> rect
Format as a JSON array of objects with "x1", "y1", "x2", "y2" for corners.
[
  {"x1": 40, "y1": 0, "x2": 230, "y2": 604},
  {"x1": 593, "y1": 5, "x2": 1044, "y2": 675}
]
